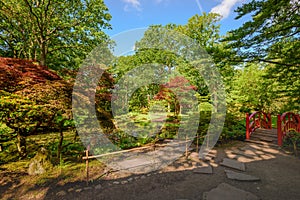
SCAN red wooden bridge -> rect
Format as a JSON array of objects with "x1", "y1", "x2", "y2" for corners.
[{"x1": 245, "y1": 111, "x2": 300, "y2": 146}]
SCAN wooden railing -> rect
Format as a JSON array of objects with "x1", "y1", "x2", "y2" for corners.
[
  {"x1": 277, "y1": 112, "x2": 300, "y2": 146},
  {"x1": 246, "y1": 111, "x2": 272, "y2": 140}
]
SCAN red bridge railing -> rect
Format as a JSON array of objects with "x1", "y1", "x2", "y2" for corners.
[
  {"x1": 246, "y1": 111, "x2": 272, "y2": 140},
  {"x1": 277, "y1": 112, "x2": 300, "y2": 146}
]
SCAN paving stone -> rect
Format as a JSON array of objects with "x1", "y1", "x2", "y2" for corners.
[
  {"x1": 193, "y1": 165, "x2": 213, "y2": 174},
  {"x1": 225, "y1": 170, "x2": 260, "y2": 181},
  {"x1": 75, "y1": 189, "x2": 82, "y2": 193},
  {"x1": 203, "y1": 183, "x2": 259, "y2": 200},
  {"x1": 191, "y1": 151, "x2": 216, "y2": 161},
  {"x1": 260, "y1": 154, "x2": 275, "y2": 160},
  {"x1": 220, "y1": 158, "x2": 246, "y2": 171},
  {"x1": 236, "y1": 156, "x2": 259, "y2": 163},
  {"x1": 255, "y1": 150, "x2": 265, "y2": 155},
  {"x1": 95, "y1": 184, "x2": 102, "y2": 190},
  {"x1": 262, "y1": 148, "x2": 279, "y2": 154},
  {"x1": 183, "y1": 163, "x2": 190, "y2": 168},
  {"x1": 245, "y1": 139, "x2": 278, "y2": 148},
  {"x1": 189, "y1": 152, "x2": 200, "y2": 161},
  {"x1": 56, "y1": 190, "x2": 67, "y2": 196},
  {"x1": 232, "y1": 150, "x2": 257, "y2": 158},
  {"x1": 209, "y1": 162, "x2": 219, "y2": 168}
]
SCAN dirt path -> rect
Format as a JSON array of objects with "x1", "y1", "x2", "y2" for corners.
[{"x1": 1, "y1": 141, "x2": 300, "y2": 200}]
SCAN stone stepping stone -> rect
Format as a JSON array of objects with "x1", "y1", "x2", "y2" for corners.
[
  {"x1": 245, "y1": 139, "x2": 278, "y2": 148},
  {"x1": 220, "y1": 158, "x2": 246, "y2": 171},
  {"x1": 193, "y1": 165, "x2": 213, "y2": 174},
  {"x1": 190, "y1": 152, "x2": 216, "y2": 162},
  {"x1": 203, "y1": 183, "x2": 259, "y2": 200},
  {"x1": 225, "y1": 150, "x2": 257, "y2": 162},
  {"x1": 251, "y1": 135, "x2": 274, "y2": 142},
  {"x1": 56, "y1": 190, "x2": 67, "y2": 196},
  {"x1": 189, "y1": 152, "x2": 200, "y2": 161},
  {"x1": 232, "y1": 150, "x2": 257, "y2": 158},
  {"x1": 225, "y1": 170, "x2": 260, "y2": 181},
  {"x1": 95, "y1": 184, "x2": 102, "y2": 190}
]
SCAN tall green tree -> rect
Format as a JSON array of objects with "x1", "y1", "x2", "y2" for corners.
[
  {"x1": 134, "y1": 13, "x2": 234, "y2": 94},
  {"x1": 0, "y1": 0, "x2": 112, "y2": 70},
  {"x1": 112, "y1": 13, "x2": 234, "y2": 113},
  {"x1": 229, "y1": 64, "x2": 278, "y2": 115},
  {"x1": 226, "y1": 0, "x2": 300, "y2": 110}
]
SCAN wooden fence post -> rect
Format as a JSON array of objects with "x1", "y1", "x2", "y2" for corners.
[
  {"x1": 268, "y1": 113, "x2": 272, "y2": 129},
  {"x1": 297, "y1": 114, "x2": 300, "y2": 132},
  {"x1": 86, "y1": 145, "x2": 90, "y2": 185},
  {"x1": 196, "y1": 132, "x2": 199, "y2": 153},
  {"x1": 185, "y1": 135, "x2": 188, "y2": 158},
  {"x1": 246, "y1": 113, "x2": 250, "y2": 140},
  {"x1": 277, "y1": 114, "x2": 282, "y2": 146}
]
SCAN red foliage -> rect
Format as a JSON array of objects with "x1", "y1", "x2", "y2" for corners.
[
  {"x1": 154, "y1": 76, "x2": 197, "y2": 101},
  {"x1": 0, "y1": 57, "x2": 61, "y2": 92}
]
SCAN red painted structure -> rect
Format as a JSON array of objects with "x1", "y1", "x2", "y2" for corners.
[
  {"x1": 245, "y1": 111, "x2": 272, "y2": 140},
  {"x1": 246, "y1": 111, "x2": 300, "y2": 146},
  {"x1": 277, "y1": 112, "x2": 300, "y2": 146}
]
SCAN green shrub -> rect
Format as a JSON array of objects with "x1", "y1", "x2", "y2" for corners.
[{"x1": 284, "y1": 130, "x2": 300, "y2": 156}]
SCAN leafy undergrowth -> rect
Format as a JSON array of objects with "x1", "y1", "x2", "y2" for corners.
[
  {"x1": 0, "y1": 127, "x2": 108, "y2": 196},
  {"x1": 0, "y1": 159, "x2": 106, "y2": 200},
  {"x1": 0, "y1": 128, "x2": 106, "y2": 199},
  {"x1": 0, "y1": 129, "x2": 84, "y2": 164}
]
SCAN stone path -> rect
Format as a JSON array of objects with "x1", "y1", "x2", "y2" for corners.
[
  {"x1": 203, "y1": 183, "x2": 259, "y2": 200},
  {"x1": 53, "y1": 138, "x2": 283, "y2": 199},
  {"x1": 199, "y1": 138, "x2": 282, "y2": 199},
  {"x1": 225, "y1": 170, "x2": 260, "y2": 181},
  {"x1": 220, "y1": 158, "x2": 246, "y2": 171}
]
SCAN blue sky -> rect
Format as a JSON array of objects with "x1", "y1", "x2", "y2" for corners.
[{"x1": 103, "y1": 0, "x2": 251, "y2": 37}]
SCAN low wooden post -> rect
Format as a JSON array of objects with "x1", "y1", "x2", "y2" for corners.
[
  {"x1": 196, "y1": 132, "x2": 199, "y2": 153},
  {"x1": 86, "y1": 145, "x2": 90, "y2": 185},
  {"x1": 297, "y1": 114, "x2": 300, "y2": 132},
  {"x1": 268, "y1": 113, "x2": 272, "y2": 129},
  {"x1": 185, "y1": 135, "x2": 188, "y2": 158},
  {"x1": 246, "y1": 113, "x2": 250, "y2": 140},
  {"x1": 277, "y1": 114, "x2": 282, "y2": 146}
]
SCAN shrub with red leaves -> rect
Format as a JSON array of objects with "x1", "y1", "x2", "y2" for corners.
[{"x1": 0, "y1": 57, "x2": 61, "y2": 93}]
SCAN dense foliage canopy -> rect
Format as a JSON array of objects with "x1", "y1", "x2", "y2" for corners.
[{"x1": 0, "y1": 0, "x2": 112, "y2": 70}]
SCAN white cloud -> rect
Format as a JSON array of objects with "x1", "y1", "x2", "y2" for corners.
[
  {"x1": 210, "y1": 0, "x2": 242, "y2": 19},
  {"x1": 123, "y1": 0, "x2": 142, "y2": 11}
]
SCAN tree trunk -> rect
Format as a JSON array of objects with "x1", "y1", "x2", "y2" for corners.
[
  {"x1": 40, "y1": 42, "x2": 47, "y2": 66},
  {"x1": 16, "y1": 132, "x2": 26, "y2": 158}
]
